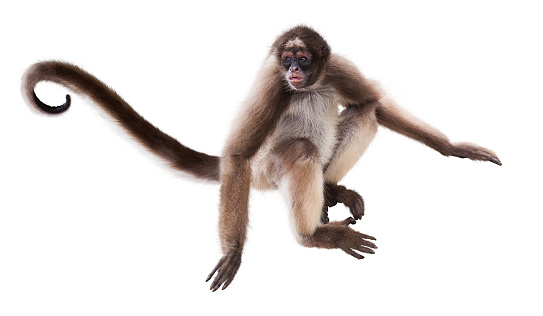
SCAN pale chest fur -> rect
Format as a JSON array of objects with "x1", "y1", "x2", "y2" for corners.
[
  {"x1": 251, "y1": 87, "x2": 340, "y2": 190},
  {"x1": 276, "y1": 88, "x2": 339, "y2": 164}
]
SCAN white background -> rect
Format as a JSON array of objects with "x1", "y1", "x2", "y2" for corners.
[{"x1": 1, "y1": 0, "x2": 542, "y2": 315}]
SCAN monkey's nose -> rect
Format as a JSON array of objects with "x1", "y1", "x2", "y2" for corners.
[{"x1": 290, "y1": 64, "x2": 300, "y2": 72}]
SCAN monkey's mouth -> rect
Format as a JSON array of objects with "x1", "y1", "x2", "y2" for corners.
[
  {"x1": 289, "y1": 75, "x2": 304, "y2": 82},
  {"x1": 288, "y1": 75, "x2": 305, "y2": 88}
]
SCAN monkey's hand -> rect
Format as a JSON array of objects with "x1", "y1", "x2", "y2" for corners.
[
  {"x1": 332, "y1": 218, "x2": 377, "y2": 259},
  {"x1": 323, "y1": 184, "x2": 365, "y2": 222},
  {"x1": 449, "y1": 142, "x2": 502, "y2": 166},
  {"x1": 336, "y1": 188, "x2": 365, "y2": 220},
  {"x1": 206, "y1": 249, "x2": 242, "y2": 292},
  {"x1": 303, "y1": 218, "x2": 377, "y2": 259}
]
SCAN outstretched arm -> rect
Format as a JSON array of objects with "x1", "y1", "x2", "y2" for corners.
[
  {"x1": 325, "y1": 54, "x2": 501, "y2": 166},
  {"x1": 376, "y1": 97, "x2": 501, "y2": 165}
]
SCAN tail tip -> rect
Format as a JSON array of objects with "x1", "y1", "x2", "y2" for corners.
[{"x1": 33, "y1": 91, "x2": 71, "y2": 114}]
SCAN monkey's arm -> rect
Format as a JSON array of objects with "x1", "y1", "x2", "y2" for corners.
[
  {"x1": 206, "y1": 155, "x2": 250, "y2": 291},
  {"x1": 375, "y1": 97, "x2": 501, "y2": 165},
  {"x1": 325, "y1": 54, "x2": 501, "y2": 166},
  {"x1": 206, "y1": 63, "x2": 293, "y2": 291}
]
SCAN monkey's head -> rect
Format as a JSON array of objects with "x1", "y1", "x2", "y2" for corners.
[{"x1": 272, "y1": 25, "x2": 331, "y2": 90}]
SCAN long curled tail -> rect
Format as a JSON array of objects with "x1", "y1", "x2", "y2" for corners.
[{"x1": 22, "y1": 60, "x2": 221, "y2": 181}]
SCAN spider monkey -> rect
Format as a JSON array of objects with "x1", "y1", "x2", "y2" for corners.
[{"x1": 21, "y1": 25, "x2": 501, "y2": 291}]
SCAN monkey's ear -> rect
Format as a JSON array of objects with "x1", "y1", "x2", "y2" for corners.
[{"x1": 321, "y1": 46, "x2": 331, "y2": 62}]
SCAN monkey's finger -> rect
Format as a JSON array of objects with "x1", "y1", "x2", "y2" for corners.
[
  {"x1": 354, "y1": 244, "x2": 376, "y2": 254},
  {"x1": 352, "y1": 197, "x2": 365, "y2": 219},
  {"x1": 211, "y1": 277, "x2": 225, "y2": 292},
  {"x1": 222, "y1": 277, "x2": 234, "y2": 291},
  {"x1": 211, "y1": 282, "x2": 222, "y2": 292},
  {"x1": 357, "y1": 238, "x2": 377, "y2": 249},
  {"x1": 321, "y1": 215, "x2": 330, "y2": 224},
  {"x1": 354, "y1": 210, "x2": 362, "y2": 220},
  {"x1": 210, "y1": 262, "x2": 232, "y2": 292},
  {"x1": 352, "y1": 203, "x2": 364, "y2": 220},
  {"x1": 211, "y1": 253, "x2": 242, "y2": 291},
  {"x1": 221, "y1": 263, "x2": 241, "y2": 291},
  {"x1": 489, "y1": 156, "x2": 502, "y2": 166},
  {"x1": 210, "y1": 272, "x2": 222, "y2": 291},
  {"x1": 350, "y1": 234, "x2": 377, "y2": 249},
  {"x1": 210, "y1": 270, "x2": 226, "y2": 292},
  {"x1": 339, "y1": 217, "x2": 357, "y2": 226},
  {"x1": 356, "y1": 232, "x2": 376, "y2": 241},
  {"x1": 321, "y1": 206, "x2": 330, "y2": 224},
  {"x1": 342, "y1": 247, "x2": 365, "y2": 259},
  {"x1": 206, "y1": 269, "x2": 217, "y2": 283},
  {"x1": 206, "y1": 256, "x2": 227, "y2": 282},
  {"x1": 216, "y1": 263, "x2": 235, "y2": 291},
  {"x1": 215, "y1": 265, "x2": 237, "y2": 292}
]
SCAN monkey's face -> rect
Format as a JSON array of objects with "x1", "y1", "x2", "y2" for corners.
[{"x1": 281, "y1": 50, "x2": 317, "y2": 90}]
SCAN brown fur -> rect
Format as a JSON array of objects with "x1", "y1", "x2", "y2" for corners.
[
  {"x1": 376, "y1": 97, "x2": 501, "y2": 165},
  {"x1": 223, "y1": 60, "x2": 294, "y2": 159},
  {"x1": 300, "y1": 218, "x2": 377, "y2": 259},
  {"x1": 22, "y1": 61, "x2": 220, "y2": 181},
  {"x1": 322, "y1": 183, "x2": 365, "y2": 224},
  {"x1": 324, "y1": 55, "x2": 383, "y2": 105},
  {"x1": 272, "y1": 25, "x2": 331, "y2": 64},
  {"x1": 206, "y1": 155, "x2": 251, "y2": 291},
  {"x1": 21, "y1": 25, "x2": 501, "y2": 292}
]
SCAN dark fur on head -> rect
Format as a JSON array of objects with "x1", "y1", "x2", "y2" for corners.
[
  {"x1": 272, "y1": 25, "x2": 331, "y2": 89},
  {"x1": 272, "y1": 25, "x2": 331, "y2": 63}
]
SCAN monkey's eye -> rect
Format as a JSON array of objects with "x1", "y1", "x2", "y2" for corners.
[{"x1": 282, "y1": 57, "x2": 292, "y2": 68}]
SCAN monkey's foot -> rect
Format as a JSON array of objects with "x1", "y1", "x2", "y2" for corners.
[
  {"x1": 206, "y1": 249, "x2": 242, "y2": 292},
  {"x1": 323, "y1": 183, "x2": 365, "y2": 223},
  {"x1": 450, "y1": 142, "x2": 502, "y2": 166},
  {"x1": 302, "y1": 218, "x2": 377, "y2": 259}
]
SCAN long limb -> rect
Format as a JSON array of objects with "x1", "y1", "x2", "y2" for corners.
[
  {"x1": 206, "y1": 58, "x2": 293, "y2": 291},
  {"x1": 326, "y1": 54, "x2": 500, "y2": 166},
  {"x1": 206, "y1": 156, "x2": 250, "y2": 292},
  {"x1": 271, "y1": 138, "x2": 377, "y2": 259},
  {"x1": 376, "y1": 97, "x2": 501, "y2": 165}
]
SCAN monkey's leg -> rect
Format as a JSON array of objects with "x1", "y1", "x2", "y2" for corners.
[
  {"x1": 272, "y1": 138, "x2": 377, "y2": 259},
  {"x1": 273, "y1": 138, "x2": 326, "y2": 236},
  {"x1": 322, "y1": 103, "x2": 379, "y2": 222}
]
